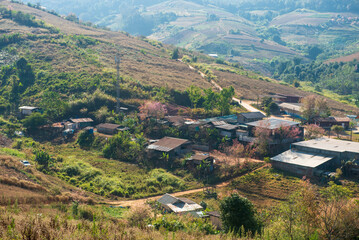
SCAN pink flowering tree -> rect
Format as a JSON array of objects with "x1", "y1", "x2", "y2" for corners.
[
  {"x1": 139, "y1": 101, "x2": 167, "y2": 120},
  {"x1": 304, "y1": 124, "x2": 325, "y2": 140},
  {"x1": 275, "y1": 124, "x2": 302, "y2": 142}
]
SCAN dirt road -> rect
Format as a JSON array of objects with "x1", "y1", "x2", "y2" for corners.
[
  {"x1": 183, "y1": 61, "x2": 264, "y2": 114},
  {"x1": 105, "y1": 181, "x2": 231, "y2": 208}
]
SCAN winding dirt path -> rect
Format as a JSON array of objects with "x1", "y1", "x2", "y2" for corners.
[
  {"x1": 104, "y1": 164, "x2": 268, "y2": 208},
  {"x1": 183, "y1": 60, "x2": 264, "y2": 114},
  {"x1": 105, "y1": 180, "x2": 231, "y2": 208}
]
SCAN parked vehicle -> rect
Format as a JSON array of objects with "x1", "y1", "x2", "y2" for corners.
[{"x1": 20, "y1": 160, "x2": 31, "y2": 166}]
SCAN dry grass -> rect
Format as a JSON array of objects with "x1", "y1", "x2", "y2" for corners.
[
  {"x1": 0, "y1": 203, "x2": 244, "y2": 240},
  {"x1": 0, "y1": 0, "x2": 212, "y2": 91}
]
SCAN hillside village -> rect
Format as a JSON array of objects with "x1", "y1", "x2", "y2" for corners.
[{"x1": 1, "y1": 1, "x2": 359, "y2": 239}]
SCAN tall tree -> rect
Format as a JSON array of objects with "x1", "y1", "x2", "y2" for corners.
[
  {"x1": 304, "y1": 124, "x2": 325, "y2": 140},
  {"x1": 220, "y1": 193, "x2": 262, "y2": 235},
  {"x1": 203, "y1": 88, "x2": 218, "y2": 113},
  {"x1": 218, "y1": 86, "x2": 234, "y2": 116},
  {"x1": 187, "y1": 85, "x2": 202, "y2": 109},
  {"x1": 301, "y1": 95, "x2": 331, "y2": 122}
]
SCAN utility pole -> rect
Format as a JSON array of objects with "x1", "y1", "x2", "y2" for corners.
[{"x1": 115, "y1": 54, "x2": 120, "y2": 114}]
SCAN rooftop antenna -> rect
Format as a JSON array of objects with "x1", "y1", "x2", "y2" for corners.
[{"x1": 115, "y1": 53, "x2": 120, "y2": 114}]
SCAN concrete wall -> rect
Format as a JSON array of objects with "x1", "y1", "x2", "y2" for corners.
[{"x1": 271, "y1": 161, "x2": 314, "y2": 177}]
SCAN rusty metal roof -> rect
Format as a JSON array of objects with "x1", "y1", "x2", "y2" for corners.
[
  {"x1": 147, "y1": 137, "x2": 190, "y2": 152},
  {"x1": 96, "y1": 123, "x2": 121, "y2": 130},
  {"x1": 70, "y1": 118, "x2": 94, "y2": 123}
]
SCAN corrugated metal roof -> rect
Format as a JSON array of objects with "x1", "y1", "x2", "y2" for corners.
[
  {"x1": 278, "y1": 102, "x2": 302, "y2": 112},
  {"x1": 188, "y1": 154, "x2": 210, "y2": 161},
  {"x1": 147, "y1": 137, "x2": 190, "y2": 152},
  {"x1": 70, "y1": 118, "x2": 94, "y2": 123},
  {"x1": 211, "y1": 121, "x2": 227, "y2": 126},
  {"x1": 247, "y1": 118, "x2": 299, "y2": 130},
  {"x1": 207, "y1": 211, "x2": 220, "y2": 218},
  {"x1": 96, "y1": 123, "x2": 121, "y2": 130},
  {"x1": 157, "y1": 194, "x2": 178, "y2": 205},
  {"x1": 314, "y1": 117, "x2": 350, "y2": 123},
  {"x1": 157, "y1": 194, "x2": 203, "y2": 213},
  {"x1": 239, "y1": 112, "x2": 265, "y2": 119},
  {"x1": 215, "y1": 124, "x2": 238, "y2": 131},
  {"x1": 271, "y1": 150, "x2": 334, "y2": 168}
]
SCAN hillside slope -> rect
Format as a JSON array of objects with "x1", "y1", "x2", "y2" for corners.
[
  {"x1": 0, "y1": 0, "x2": 210, "y2": 92},
  {"x1": 0, "y1": 0, "x2": 358, "y2": 116}
]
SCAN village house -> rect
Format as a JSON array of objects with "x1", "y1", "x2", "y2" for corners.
[
  {"x1": 147, "y1": 137, "x2": 191, "y2": 157},
  {"x1": 96, "y1": 123, "x2": 128, "y2": 135},
  {"x1": 69, "y1": 118, "x2": 94, "y2": 129},
  {"x1": 186, "y1": 153, "x2": 214, "y2": 171},
  {"x1": 237, "y1": 112, "x2": 265, "y2": 124},
  {"x1": 157, "y1": 193, "x2": 203, "y2": 216},
  {"x1": 206, "y1": 211, "x2": 222, "y2": 230},
  {"x1": 313, "y1": 116, "x2": 351, "y2": 130},
  {"x1": 19, "y1": 106, "x2": 42, "y2": 116},
  {"x1": 238, "y1": 118, "x2": 303, "y2": 144},
  {"x1": 215, "y1": 124, "x2": 238, "y2": 138},
  {"x1": 278, "y1": 102, "x2": 303, "y2": 119},
  {"x1": 271, "y1": 93, "x2": 303, "y2": 103},
  {"x1": 271, "y1": 138, "x2": 359, "y2": 177}
]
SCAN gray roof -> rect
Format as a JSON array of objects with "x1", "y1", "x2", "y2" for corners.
[
  {"x1": 278, "y1": 102, "x2": 302, "y2": 112},
  {"x1": 147, "y1": 137, "x2": 190, "y2": 152},
  {"x1": 188, "y1": 154, "x2": 211, "y2": 161},
  {"x1": 215, "y1": 124, "x2": 238, "y2": 131},
  {"x1": 247, "y1": 118, "x2": 299, "y2": 130},
  {"x1": 239, "y1": 112, "x2": 265, "y2": 119},
  {"x1": 207, "y1": 211, "x2": 220, "y2": 218},
  {"x1": 157, "y1": 194, "x2": 203, "y2": 213},
  {"x1": 271, "y1": 150, "x2": 334, "y2": 168},
  {"x1": 293, "y1": 138, "x2": 359, "y2": 154},
  {"x1": 211, "y1": 121, "x2": 227, "y2": 126}
]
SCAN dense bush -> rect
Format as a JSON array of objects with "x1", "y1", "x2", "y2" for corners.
[{"x1": 103, "y1": 131, "x2": 144, "y2": 162}]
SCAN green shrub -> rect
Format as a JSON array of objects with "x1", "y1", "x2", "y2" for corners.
[{"x1": 77, "y1": 130, "x2": 94, "y2": 149}]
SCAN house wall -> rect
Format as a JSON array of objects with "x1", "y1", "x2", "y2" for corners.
[
  {"x1": 271, "y1": 160, "x2": 314, "y2": 177},
  {"x1": 97, "y1": 127, "x2": 117, "y2": 135},
  {"x1": 78, "y1": 122, "x2": 93, "y2": 129},
  {"x1": 209, "y1": 216, "x2": 222, "y2": 230},
  {"x1": 220, "y1": 130, "x2": 233, "y2": 138}
]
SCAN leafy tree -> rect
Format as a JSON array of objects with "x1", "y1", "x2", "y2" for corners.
[
  {"x1": 171, "y1": 48, "x2": 179, "y2": 59},
  {"x1": 77, "y1": 130, "x2": 95, "y2": 149},
  {"x1": 301, "y1": 95, "x2": 330, "y2": 122},
  {"x1": 218, "y1": 86, "x2": 234, "y2": 115},
  {"x1": 220, "y1": 193, "x2": 262, "y2": 235},
  {"x1": 307, "y1": 46, "x2": 323, "y2": 60},
  {"x1": 331, "y1": 125, "x2": 344, "y2": 138},
  {"x1": 40, "y1": 91, "x2": 69, "y2": 121},
  {"x1": 103, "y1": 131, "x2": 143, "y2": 162},
  {"x1": 34, "y1": 150, "x2": 51, "y2": 168},
  {"x1": 203, "y1": 88, "x2": 218, "y2": 113},
  {"x1": 16, "y1": 57, "x2": 35, "y2": 89},
  {"x1": 22, "y1": 113, "x2": 47, "y2": 131},
  {"x1": 187, "y1": 85, "x2": 202, "y2": 109},
  {"x1": 9, "y1": 75, "x2": 20, "y2": 113}
]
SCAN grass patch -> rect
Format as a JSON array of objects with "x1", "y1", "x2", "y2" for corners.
[{"x1": 0, "y1": 148, "x2": 26, "y2": 158}]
